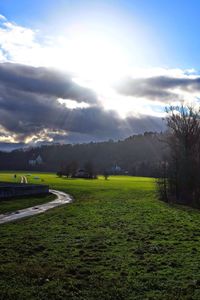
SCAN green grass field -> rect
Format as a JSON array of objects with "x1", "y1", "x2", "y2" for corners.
[{"x1": 1, "y1": 173, "x2": 200, "y2": 299}]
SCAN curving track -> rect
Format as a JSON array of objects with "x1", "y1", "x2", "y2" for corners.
[
  {"x1": 20, "y1": 176, "x2": 28, "y2": 183},
  {"x1": 0, "y1": 189, "x2": 73, "y2": 224}
]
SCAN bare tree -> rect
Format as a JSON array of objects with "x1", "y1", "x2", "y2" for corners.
[
  {"x1": 160, "y1": 105, "x2": 200, "y2": 206},
  {"x1": 103, "y1": 170, "x2": 109, "y2": 180},
  {"x1": 84, "y1": 161, "x2": 97, "y2": 179},
  {"x1": 70, "y1": 160, "x2": 79, "y2": 178}
]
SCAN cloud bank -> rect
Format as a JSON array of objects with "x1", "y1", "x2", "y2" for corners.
[
  {"x1": 0, "y1": 14, "x2": 200, "y2": 146},
  {"x1": 116, "y1": 73, "x2": 200, "y2": 102},
  {"x1": 0, "y1": 62, "x2": 165, "y2": 144}
]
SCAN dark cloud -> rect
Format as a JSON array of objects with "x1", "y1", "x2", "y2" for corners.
[
  {"x1": 0, "y1": 84, "x2": 122, "y2": 138},
  {"x1": 0, "y1": 62, "x2": 166, "y2": 145},
  {"x1": 0, "y1": 63, "x2": 97, "y2": 103},
  {"x1": 116, "y1": 75, "x2": 200, "y2": 101}
]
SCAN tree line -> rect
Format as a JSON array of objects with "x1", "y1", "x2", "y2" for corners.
[{"x1": 0, "y1": 132, "x2": 166, "y2": 177}]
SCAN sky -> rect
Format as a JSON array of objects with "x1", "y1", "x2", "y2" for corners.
[{"x1": 0, "y1": 0, "x2": 200, "y2": 149}]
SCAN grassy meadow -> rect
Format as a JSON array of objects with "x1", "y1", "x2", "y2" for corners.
[{"x1": 1, "y1": 173, "x2": 200, "y2": 299}]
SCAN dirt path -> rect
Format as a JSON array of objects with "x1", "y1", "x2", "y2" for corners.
[
  {"x1": 20, "y1": 176, "x2": 28, "y2": 183},
  {"x1": 0, "y1": 189, "x2": 73, "y2": 224}
]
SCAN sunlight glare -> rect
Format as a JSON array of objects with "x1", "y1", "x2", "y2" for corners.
[{"x1": 55, "y1": 30, "x2": 129, "y2": 85}]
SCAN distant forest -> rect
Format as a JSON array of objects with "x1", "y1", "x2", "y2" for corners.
[{"x1": 0, "y1": 132, "x2": 167, "y2": 177}]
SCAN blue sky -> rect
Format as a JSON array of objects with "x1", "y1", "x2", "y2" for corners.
[
  {"x1": 0, "y1": 1, "x2": 200, "y2": 146},
  {"x1": 0, "y1": 0, "x2": 200, "y2": 69}
]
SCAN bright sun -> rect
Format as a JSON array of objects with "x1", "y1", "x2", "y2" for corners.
[
  {"x1": 49, "y1": 29, "x2": 136, "y2": 117},
  {"x1": 54, "y1": 30, "x2": 128, "y2": 85}
]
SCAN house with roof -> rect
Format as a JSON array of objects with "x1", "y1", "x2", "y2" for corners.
[
  {"x1": 28, "y1": 154, "x2": 43, "y2": 166},
  {"x1": 110, "y1": 164, "x2": 122, "y2": 175}
]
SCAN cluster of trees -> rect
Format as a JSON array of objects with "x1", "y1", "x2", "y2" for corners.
[
  {"x1": 158, "y1": 105, "x2": 200, "y2": 207},
  {"x1": 57, "y1": 161, "x2": 78, "y2": 178},
  {"x1": 57, "y1": 161, "x2": 97, "y2": 179},
  {"x1": 0, "y1": 132, "x2": 166, "y2": 177}
]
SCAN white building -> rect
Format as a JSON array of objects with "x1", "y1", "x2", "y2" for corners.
[
  {"x1": 29, "y1": 155, "x2": 43, "y2": 166},
  {"x1": 110, "y1": 164, "x2": 122, "y2": 174}
]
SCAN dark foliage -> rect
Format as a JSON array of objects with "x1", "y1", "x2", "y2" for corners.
[
  {"x1": 158, "y1": 105, "x2": 200, "y2": 206},
  {"x1": 0, "y1": 132, "x2": 167, "y2": 177}
]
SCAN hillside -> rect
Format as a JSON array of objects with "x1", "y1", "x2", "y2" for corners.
[{"x1": 0, "y1": 132, "x2": 167, "y2": 176}]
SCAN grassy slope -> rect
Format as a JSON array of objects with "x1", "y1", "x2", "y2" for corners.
[{"x1": 0, "y1": 174, "x2": 200, "y2": 299}]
